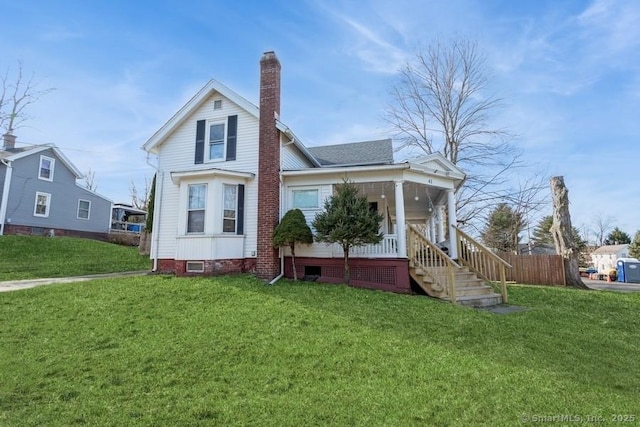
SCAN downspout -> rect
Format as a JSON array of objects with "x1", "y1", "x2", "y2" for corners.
[
  {"x1": 146, "y1": 155, "x2": 162, "y2": 272},
  {"x1": 0, "y1": 159, "x2": 13, "y2": 236},
  {"x1": 268, "y1": 133, "x2": 287, "y2": 286}
]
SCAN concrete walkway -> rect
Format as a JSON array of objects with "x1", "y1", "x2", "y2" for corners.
[{"x1": 0, "y1": 271, "x2": 149, "y2": 292}]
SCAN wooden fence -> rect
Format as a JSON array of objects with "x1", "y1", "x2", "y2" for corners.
[{"x1": 497, "y1": 254, "x2": 566, "y2": 286}]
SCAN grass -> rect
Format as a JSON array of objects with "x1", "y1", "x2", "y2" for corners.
[
  {"x1": 0, "y1": 236, "x2": 150, "y2": 280},
  {"x1": 1, "y1": 275, "x2": 639, "y2": 426}
]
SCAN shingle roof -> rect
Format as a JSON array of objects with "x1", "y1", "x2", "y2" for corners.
[
  {"x1": 0, "y1": 146, "x2": 31, "y2": 160},
  {"x1": 307, "y1": 139, "x2": 394, "y2": 167},
  {"x1": 592, "y1": 244, "x2": 629, "y2": 255}
]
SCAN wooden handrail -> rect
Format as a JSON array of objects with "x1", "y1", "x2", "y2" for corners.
[
  {"x1": 408, "y1": 224, "x2": 459, "y2": 303},
  {"x1": 453, "y1": 225, "x2": 510, "y2": 304}
]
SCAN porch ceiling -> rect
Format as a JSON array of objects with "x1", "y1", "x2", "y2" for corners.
[{"x1": 356, "y1": 181, "x2": 443, "y2": 222}]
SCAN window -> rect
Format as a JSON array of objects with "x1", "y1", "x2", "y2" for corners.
[
  {"x1": 34, "y1": 192, "x2": 51, "y2": 217},
  {"x1": 292, "y1": 189, "x2": 319, "y2": 209},
  {"x1": 39, "y1": 156, "x2": 55, "y2": 181},
  {"x1": 186, "y1": 261, "x2": 205, "y2": 273},
  {"x1": 77, "y1": 200, "x2": 91, "y2": 220},
  {"x1": 187, "y1": 184, "x2": 206, "y2": 233},
  {"x1": 208, "y1": 123, "x2": 226, "y2": 160},
  {"x1": 213, "y1": 100, "x2": 222, "y2": 110},
  {"x1": 223, "y1": 184, "x2": 237, "y2": 233}
]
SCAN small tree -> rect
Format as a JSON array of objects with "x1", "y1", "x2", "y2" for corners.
[
  {"x1": 312, "y1": 180, "x2": 383, "y2": 284},
  {"x1": 629, "y1": 231, "x2": 640, "y2": 259},
  {"x1": 604, "y1": 227, "x2": 631, "y2": 245},
  {"x1": 273, "y1": 209, "x2": 313, "y2": 281}
]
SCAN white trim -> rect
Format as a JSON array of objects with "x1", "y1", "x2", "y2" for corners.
[
  {"x1": 34, "y1": 192, "x2": 51, "y2": 217},
  {"x1": 290, "y1": 186, "x2": 320, "y2": 210},
  {"x1": 38, "y1": 155, "x2": 55, "y2": 182},
  {"x1": 4, "y1": 145, "x2": 83, "y2": 178},
  {"x1": 186, "y1": 183, "x2": 207, "y2": 234},
  {"x1": 186, "y1": 261, "x2": 205, "y2": 273},
  {"x1": 171, "y1": 168, "x2": 254, "y2": 184},
  {"x1": 206, "y1": 119, "x2": 227, "y2": 162},
  {"x1": 221, "y1": 183, "x2": 237, "y2": 233},
  {"x1": 77, "y1": 199, "x2": 91, "y2": 220}
]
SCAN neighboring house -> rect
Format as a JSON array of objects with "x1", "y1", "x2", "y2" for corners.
[
  {"x1": 143, "y1": 51, "x2": 502, "y2": 303},
  {"x1": 591, "y1": 244, "x2": 630, "y2": 273},
  {"x1": 0, "y1": 134, "x2": 112, "y2": 239}
]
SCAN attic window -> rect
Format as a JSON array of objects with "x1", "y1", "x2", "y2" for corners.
[{"x1": 213, "y1": 100, "x2": 222, "y2": 110}]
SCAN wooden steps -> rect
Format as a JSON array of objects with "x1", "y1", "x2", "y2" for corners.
[{"x1": 409, "y1": 263, "x2": 503, "y2": 307}]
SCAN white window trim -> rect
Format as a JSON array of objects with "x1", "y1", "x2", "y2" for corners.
[
  {"x1": 187, "y1": 183, "x2": 207, "y2": 234},
  {"x1": 206, "y1": 119, "x2": 227, "y2": 162},
  {"x1": 77, "y1": 199, "x2": 91, "y2": 220},
  {"x1": 38, "y1": 155, "x2": 55, "y2": 182},
  {"x1": 222, "y1": 184, "x2": 237, "y2": 234},
  {"x1": 34, "y1": 192, "x2": 51, "y2": 217},
  {"x1": 186, "y1": 261, "x2": 205, "y2": 273},
  {"x1": 291, "y1": 186, "x2": 320, "y2": 210}
]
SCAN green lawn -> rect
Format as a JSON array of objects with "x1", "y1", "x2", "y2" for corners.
[
  {"x1": 1, "y1": 276, "x2": 638, "y2": 426},
  {"x1": 0, "y1": 236, "x2": 150, "y2": 280}
]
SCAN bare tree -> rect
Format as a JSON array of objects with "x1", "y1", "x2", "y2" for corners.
[
  {"x1": 129, "y1": 177, "x2": 152, "y2": 210},
  {"x1": 83, "y1": 169, "x2": 98, "y2": 192},
  {"x1": 1, "y1": 61, "x2": 54, "y2": 135},
  {"x1": 591, "y1": 213, "x2": 615, "y2": 247},
  {"x1": 386, "y1": 37, "x2": 540, "y2": 226},
  {"x1": 549, "y1": 176, "x2": 587, "y2": 289}
]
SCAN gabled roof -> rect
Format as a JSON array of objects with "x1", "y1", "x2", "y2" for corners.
[
  {"x1": 592, "y1": 244, "x2": 629, "y2": 255},
  {"x1": 141, "y1": 79, "x2": 321, "y2": 167},
  {"x1": 0, "y1": 144, "x2": 83, "y2": 178},
  {"x1": 308, "y1": 139, "x2": 394, "y2": 167},
  {"x1": 410, "y1": 152, "x2": 466, "y2": 181}
]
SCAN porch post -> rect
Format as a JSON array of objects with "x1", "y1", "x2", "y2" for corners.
[
  {"x1": 394, "y1": 180, "x2": 407, "y2": 258},
  {"x1": 428, "y1": 215, "x2": 436, "y2": 242},
  {"x1": 446, "y1": 189, "x2": 458, "y2": 259},
  {"x1": 435, "y1": 205, "x2": 445, "y2": 243}
]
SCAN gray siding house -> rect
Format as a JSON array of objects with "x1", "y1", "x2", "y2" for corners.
[{"x1": 0, "y1": 134, "x2": 112, "y2": 239}]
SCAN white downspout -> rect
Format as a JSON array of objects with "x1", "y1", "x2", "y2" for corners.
[{"x1": 0, "y1": 159, "x2": 13, "y2": 236}]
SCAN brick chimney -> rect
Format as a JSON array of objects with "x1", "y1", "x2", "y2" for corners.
[
  {"x1": 256, "y1": 51, "x2": 282, "y2": 280},
  {"x1": 2, "y1": 133, "x2": 16, "y2": 151}
]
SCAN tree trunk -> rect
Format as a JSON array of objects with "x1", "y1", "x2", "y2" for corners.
[
  {"x1": 549, "y1": 176, "x2": 588, "y2": 289},
  {"x1": 290, "y1": 243, "x2": 297, "y2": 281},
  {"x1": 342, "y1": 244, "x2": 350, "y2": 284},
  {"x1": 138, "y1": 231, "x2": 151, "y2": 256}
]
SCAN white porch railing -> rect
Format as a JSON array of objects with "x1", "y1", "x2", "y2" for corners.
[{"x1": 331, "y1": 234, "x2": 398, "y2": 258}]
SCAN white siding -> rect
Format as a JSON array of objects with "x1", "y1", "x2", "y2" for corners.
[
  {"x1": 154, "y1": 93, "x2": 260, "y2": 260},
  {"x1": 282, "y1": 143, "x2": 313, "y2": 169}
]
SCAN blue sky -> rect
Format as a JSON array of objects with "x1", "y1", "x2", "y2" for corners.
[{"x1": 1, "y1": 0, "x2": 638, "y2": 242}]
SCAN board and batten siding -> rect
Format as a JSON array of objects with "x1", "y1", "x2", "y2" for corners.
[
  {"x1": 4, "y1": 149, "x2": 111, "y2": 232},
  {"x1": 153, "y1": 94, "x2": 260, "y2": 260}
]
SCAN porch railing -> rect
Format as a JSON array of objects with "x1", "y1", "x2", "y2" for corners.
[
  {"x1": 453, "y1": 225, "x2": 511, "y2": 304},
  {"x1": 407, "y1": 224, "x2": 458, "y2": 303},
  {"x1": 333, "y1": 234, "x2": 398, "y2": 258}
]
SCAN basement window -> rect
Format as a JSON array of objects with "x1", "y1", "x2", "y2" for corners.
[{"x1": 186, "y1": 261, "x2": 205, "y2": 273}]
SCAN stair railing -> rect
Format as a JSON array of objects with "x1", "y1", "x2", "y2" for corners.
[
  {"x1": 407, "y1": 224, "x2": 459, "y2": 304},
  {"x1": 453, "y1": 225, "x2": 511, "y2": 304}
]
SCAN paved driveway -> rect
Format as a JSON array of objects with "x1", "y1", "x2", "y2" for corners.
[{"x1": 582, "y1": 278, "x2": 640, "y2": 293}]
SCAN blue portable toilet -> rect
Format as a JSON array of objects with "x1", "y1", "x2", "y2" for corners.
[{"x1": 616, "y1": 258, "x2": 640, "y2": 283}]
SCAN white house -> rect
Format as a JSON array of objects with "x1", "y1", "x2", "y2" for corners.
[
  {"x1": 591, "y1": 244, "x2": 630, "y2": 273},
  {"x1": 142, "y1": 51, "x2": 507, "y2": 306}
]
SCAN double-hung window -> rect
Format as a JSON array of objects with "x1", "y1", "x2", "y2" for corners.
[
  {"x1": 187, "y1": 184, "x2": 206, "y2": 233},
  {"x1": 39, "y1": 156, "x2": 55, "y2": 181},
  {"x1": 222, "y1": 184, "x2": 237, "y2": 233},
  {"x1": 77, "y1": 200, "x2": 91, "y2": 219},
  {"x1": 34, "y1": 192, "x2": 51, "y2": 217},
  {"x1": 208, "y1": 123, "x2": 226, "y2": 160}
]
